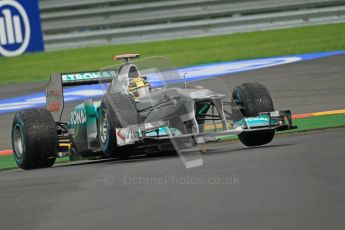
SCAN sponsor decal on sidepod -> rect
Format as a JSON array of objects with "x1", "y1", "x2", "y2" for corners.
[{"x1": 70, "y1": 110, "x2": 86, "y2": 125}]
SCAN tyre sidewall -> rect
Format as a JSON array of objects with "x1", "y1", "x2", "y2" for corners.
[
  {"x1": 12, "y1": 114, "x2": 27, "y2": 167},
  {"x1": 98, "y1": 103, "x2": 117, "y2": 156}
]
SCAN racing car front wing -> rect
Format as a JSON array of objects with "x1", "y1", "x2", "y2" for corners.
[{"x1": 115, "y1": 110, "x2": 297, "y2": 146}]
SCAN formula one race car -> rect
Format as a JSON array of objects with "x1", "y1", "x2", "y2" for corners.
[{"x1": 11, "y1": 54, "x2": 297, "y2": 169}]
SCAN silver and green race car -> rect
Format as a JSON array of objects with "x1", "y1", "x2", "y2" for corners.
[{"x1": 11, "y1": 54, "x2": 297, "y2": 170}]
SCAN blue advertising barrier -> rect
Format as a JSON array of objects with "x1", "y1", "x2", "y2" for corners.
[{"x1": 0, "y1": 0, "x2": 44, "y2": 57}]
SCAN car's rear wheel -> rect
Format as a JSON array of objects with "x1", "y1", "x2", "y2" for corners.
[
  {"x1": 98, "y1": 93, "x2": 140, "y2": 159},
  {"x1": 232, "y1": 82, "x2": 275, "y2": 147},
  {"x1": 11, "y1": 109, "x2": 57, "y2": 169}
]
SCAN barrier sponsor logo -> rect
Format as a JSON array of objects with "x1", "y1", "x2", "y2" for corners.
[{"x1": 0, "y1": 0, "x2": 44, "y2": 57}]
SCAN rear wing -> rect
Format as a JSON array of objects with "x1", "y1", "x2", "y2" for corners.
[
  {"x1": 46, "y1": 71, "x2": 115, "y2": 121},
  {"x1": 46, "y1": 53, "x2": 141, "y2": 121}
]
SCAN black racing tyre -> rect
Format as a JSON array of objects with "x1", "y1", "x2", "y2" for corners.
[
  {"x1": 232, "y1": 83, "x2": 275, "y2": 147},
  {"x1": 11, "y1": 109, "x2": 57, "y2": 170},
  {"x1": 98, "y1": 93, "x2": 140, "y2": 158}
]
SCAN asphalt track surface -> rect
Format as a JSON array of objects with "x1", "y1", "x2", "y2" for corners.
[
  {"x1": 0, "y1": 54, "x2": 344, "y2": 229},
  {"x1": 1, "y1": 128, "x2": 345, "y2": 230}
]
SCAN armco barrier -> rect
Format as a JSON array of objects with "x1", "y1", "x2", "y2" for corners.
[{"x1": 38, "y1": 0, "x2": 345, "y2": 50}]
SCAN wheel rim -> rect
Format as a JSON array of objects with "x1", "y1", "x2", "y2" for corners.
[
  {"x1": 13, "y1": 124, "x2": 24, "y2": 157},
  {"x1": 100, "y1": 108, "x2": 109, "y2": 144}
]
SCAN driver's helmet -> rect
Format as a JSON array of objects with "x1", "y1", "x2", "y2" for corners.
[{"x1": 127, "y1": 65, "x2": 151, "y2": 98}]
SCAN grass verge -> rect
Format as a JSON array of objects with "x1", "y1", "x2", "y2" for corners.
[
  {"x1": 1, "y1": 114, "x2": 345, "y2": 171},
  {"x1": 0, "y1": 23, "x2": 344, "y2": 84},
  {"x1": 0, "y1": 155, "x2": 17, "y2": 171},
  {"x1": 0, "y1": 156, "x2": 69, "y2": 171}
]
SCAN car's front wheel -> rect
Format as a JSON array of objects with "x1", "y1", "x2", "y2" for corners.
[
  {"x1": 232, "y1": 82, "x2": 275, "y2": 147},
  {"x1": 98, "y1": 93, "x2": 140, "y2": 159}
]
